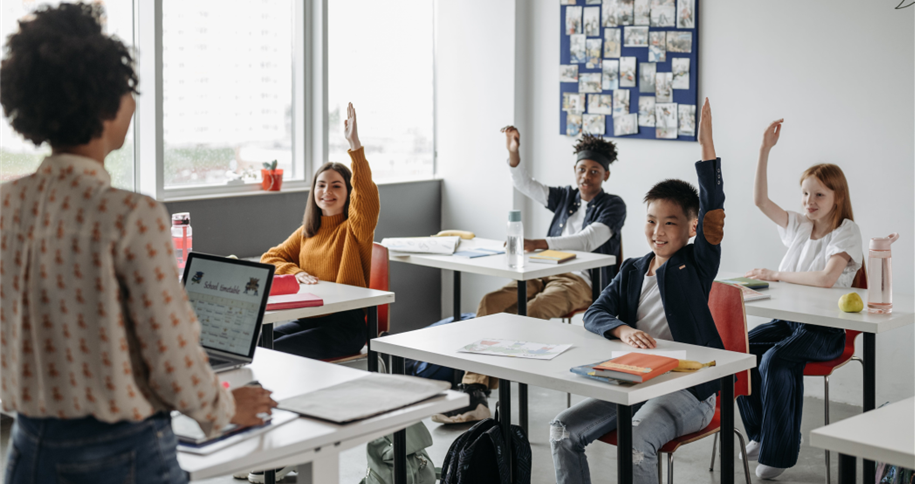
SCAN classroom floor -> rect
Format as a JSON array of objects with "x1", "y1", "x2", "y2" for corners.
[{"x1": 0, "y1": 366, "x2": 858, "y2": 484}]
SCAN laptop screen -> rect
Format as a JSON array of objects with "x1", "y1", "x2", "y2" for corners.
[{"x1": 182, "y1": 253, "x2": 275, "y2": 358}]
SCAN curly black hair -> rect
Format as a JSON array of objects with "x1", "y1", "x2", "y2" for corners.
[
  {"x1": 644, "y1": 179, "x2": 700, "y2": 219},
  {"x1": 0, "y1": 3, "x2": 138, "y2": 147},
  {"x1": 572, "y1": 134, "x2": 618, "y2": 166}
]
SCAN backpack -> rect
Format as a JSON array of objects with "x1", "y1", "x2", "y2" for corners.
[
  {"x1": 440, "y1": 418, "x2": 532, "y2": 484},
  {"x1": 359, "y1": 422, "x2": 437, "y2": 484},
  {"x1": 404, "y1": 313, "x2": 475, "y2": 388}
]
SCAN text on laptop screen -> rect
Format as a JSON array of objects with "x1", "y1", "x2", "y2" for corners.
[{"x1": 184, "y1": 257, "x2": 272, "y2": 356}]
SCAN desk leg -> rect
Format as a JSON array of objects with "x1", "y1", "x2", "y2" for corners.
[
  {"x1": 838, "y1": 453, "x2": 856, "y2": 484},
  {"x1": 259, "y1": 324, "x2": 274, "y2": 349},
  {"x1": 391, "y1": 355, "x2": 407, "y2": 484},
  {"x1": 367, "y1": 306, "x2": 378, "y2": 373},
  {"x1": 499, "y1": 378, "x2": 513, "y2": 482},
  {"x1": 516, "y1": 281, "x2": 529, "y2": 437},
  {"x1": 720, "y1": 376, "x2": 735, "y2": 484},
  {"x1": 617, "y1": 403, "x2": 633, "y2": 484},
  {"x1": 453, "y1": 271, "x2": 461, "y2": 320},
  {"x1": 863, "y1": 332, "x2": 876, "y2": 482},
  {"x1": 265, "y1": 470, "x2": 275, "y2": 484}
]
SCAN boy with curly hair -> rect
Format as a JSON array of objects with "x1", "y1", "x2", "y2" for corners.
[{"x1": 433, "y1": 128, "x2": 626, "y2": 424}]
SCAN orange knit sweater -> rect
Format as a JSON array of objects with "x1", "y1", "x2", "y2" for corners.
[{"x1": 261, "y1": 147, "x2": 379, "y2": 287}]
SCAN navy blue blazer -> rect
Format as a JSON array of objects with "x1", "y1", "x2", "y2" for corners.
[
  {"x1": 546, "y1": 188, "x2": 626, "y2": 288},
  {"x1": 583, "y1": 158, "x2": 725, "y2": 402}
]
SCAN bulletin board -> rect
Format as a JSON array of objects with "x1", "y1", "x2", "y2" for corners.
[{"x1": 559, "y1": 0, "x2": 699, "y2": 142}]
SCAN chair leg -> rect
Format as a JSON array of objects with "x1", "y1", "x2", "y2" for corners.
[
  {"x1": 566, "y1": 392, "x2": 571, "y2": 408},
  {"x1": 667, "y1": 452, "x2": 674, "y2": 484},
  {"x1": 734, "y1": 428, "x2": 752, "y2": 484},
  {"x1": 657, "y1": 452, "x2": 664, "y2": 484},
  {"x1": 378, "y1": 355, "x2": 387, "y2": 374},
  {"x1": 709, "y1": 433, "x2": 718, "y2": 471},
  {"x1": 824, "y1": 375, "x2": 831, "y2": 484}
]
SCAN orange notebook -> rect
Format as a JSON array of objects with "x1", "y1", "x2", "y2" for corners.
[{"x1": 591, "y1": 353, "x2": 679, "y2": 383}]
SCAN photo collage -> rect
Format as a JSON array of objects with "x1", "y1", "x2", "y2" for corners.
[{"x1": 559, "y1": 0, "x2": 698, "y2": 141}]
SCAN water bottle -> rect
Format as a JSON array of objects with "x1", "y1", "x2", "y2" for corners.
[
  {"x1": 171, "y1": 212, "x2": 193, "y2": 270},
  {"x1": 507, "y1": 210, "x2": 524, "y2": 269},
  {"x1": 867, "y1": 233, "x2": 899, "y2": 314}
]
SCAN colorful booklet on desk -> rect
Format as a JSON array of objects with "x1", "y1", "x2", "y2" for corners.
[
  {"x1": 571, "y1": 353, "x2": 679, "y2": 384},
  {"x1": 529, "y1": 250, "x2": 577, "y2": 264},
  {"x1": 454, "y1": 248, "x2": 504, "y2": 258},
  {"x1": 459, "y1": 339, "x2": 573, "y2": 360},
  {"x1": 715, "y1": 277, "x2": 769, "y2": 289}
]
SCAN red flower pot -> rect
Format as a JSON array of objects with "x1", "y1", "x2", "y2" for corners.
[{"x1": 261, "y1": 169, "x2": 283, "y2": 191}]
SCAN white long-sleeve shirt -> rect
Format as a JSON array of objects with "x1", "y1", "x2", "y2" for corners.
[
  {"x1": 509, "y1": 163, "x2": 612, "y2": 286},
  {"x1": 1, "y1": 155, "x2": 234, "y2": 434}
]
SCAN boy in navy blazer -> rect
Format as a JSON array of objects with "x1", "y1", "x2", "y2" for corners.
[{"x1": 550, "y1": 99, "x2": 725, "y2": 484}]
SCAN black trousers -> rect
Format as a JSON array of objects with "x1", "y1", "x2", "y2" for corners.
[
  {"x1": 736, "y1": 319, "x2": 845, "y2": 468},
  {"x1": 273, "y1": 309, "x2": 365, "y2": 360}
]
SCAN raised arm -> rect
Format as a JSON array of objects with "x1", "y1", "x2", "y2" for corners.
[
  {"x1": 502, "y1": 125, "x2": 549, "y2": 206},
  {"x1": 344, "y1": 103, "x2": 380, "y2": 242},
  {"x1": 693, "y1": 98, "x2": 725, "y2": 282},
  {"x1": 755, "y1": 120, "x2": 789, "y2": 228}
]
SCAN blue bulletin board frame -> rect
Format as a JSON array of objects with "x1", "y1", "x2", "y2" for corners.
[{"x1": 559, "y1": 0, "x2": 699, "y2": 142}]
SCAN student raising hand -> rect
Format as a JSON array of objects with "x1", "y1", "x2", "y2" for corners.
[
  {"x1": 761, "y1": 119, "x2": 784, "y2": 152},
  {"x1": 500, "y1": 125, "x2": 521, "y2": 167},
  {"x1": 697, "y1": 97, "x2": 716, "y2": 161},
  {"x1": 344, "y1": 102, "x2": 361, "y2": 151}
]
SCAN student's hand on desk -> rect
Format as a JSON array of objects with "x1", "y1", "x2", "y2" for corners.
[
  {"x1": 523, "y1": 239, "x2": 548, "y2": 252},
  {"x1": 230, "y1": 386, "x2": 278, "y2": 427},
  {"x1": 344, "y1": 102, "x2": 361, "y2": 151},
  {"x1": 745, "y1": 268, "x2": 778, "y2": 282},
  {"x1": 697, "y1": 97, "x2": 716, "y2": 161},
  {"x1": 500, "y1": 125, "x2": 521, "y2": 167},
  {"x1": 615, "y1": 325, "x2": 657, "y2": 349},
  {"x1": 295, "y1": 272, "x2": 319, "y2": 285}
]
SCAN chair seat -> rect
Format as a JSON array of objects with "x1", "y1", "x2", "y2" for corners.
[
  {"x1": 597, "y1": 400, "x2": 722, "y2": 454},
  {"x1": 803, "y1": 334, "x2": 858, "y2": 377}
]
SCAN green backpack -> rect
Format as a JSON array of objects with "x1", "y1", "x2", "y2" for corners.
[{"x1": 359, "y1": 422, "x2": 438, "y2": 484}]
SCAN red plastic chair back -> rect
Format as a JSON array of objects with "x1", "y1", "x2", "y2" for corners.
[
  {"x1": 708, "y1": 282, "x2": 751, "y2": 399},
  {"x1": 370, "y1": 242, "x2": 390, "y2": 334}
]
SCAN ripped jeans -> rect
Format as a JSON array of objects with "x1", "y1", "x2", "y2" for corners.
[{"x1": 550, "y1": 390, "x2": 716, "y2": 484}]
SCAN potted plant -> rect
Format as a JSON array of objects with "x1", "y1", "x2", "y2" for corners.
[{"x1": 261, "y1": 160, "x2": 283, "y2": 191}]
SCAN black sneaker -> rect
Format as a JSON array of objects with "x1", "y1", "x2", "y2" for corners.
[{"x1": 431, "y1": 383, "x2": 491, "y2": 424}]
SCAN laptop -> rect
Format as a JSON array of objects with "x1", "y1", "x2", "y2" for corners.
[{"x1": 181, "y1": 253, "x2": 275, "y2": 372}]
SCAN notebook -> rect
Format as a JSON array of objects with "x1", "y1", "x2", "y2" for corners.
[
  {"x1": 715, "y1": 277, "x2": 769, "y2": 289},
  {"x1": 173, "y1": 408, "x2": 298, "y2": 455},
  {"x1": 585, "y1": 353, "x2": 679, "y2": 383},
  {"x1": 453, "y1": 248, "x2": 505, "y2": 258},
  {"x1": 529, "y1": 250, "x2": 577, "y2": 264}
]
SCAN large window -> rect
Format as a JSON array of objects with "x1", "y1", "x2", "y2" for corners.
[
  {"x1": 327, "y1": 0, "x2": 434, "y2": 182},
  {"x1": 162, "y1": 0, "x2": 297, "y2": 189},
  {"x1": 0, "y1": 0, "x2": 135, "y2": 190}
]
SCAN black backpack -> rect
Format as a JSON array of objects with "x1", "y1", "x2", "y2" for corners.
[{"x1": 440, "y1": 418, "x2": 531, "y2": 484}]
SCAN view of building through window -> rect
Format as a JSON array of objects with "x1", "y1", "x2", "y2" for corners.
[
  {"x1": 162, "y1": 0, "x2": 295, "y2": 189},
  {"x1": 0, "y1": 0, "x2": 135, "y2": 189},
  {"x1": 327, "y1": 0, "x2": 433, "y2": 182}
]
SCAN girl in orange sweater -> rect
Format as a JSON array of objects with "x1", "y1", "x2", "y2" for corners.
[{"x1": 261, "y1": 103, "x2": 380, "y2": 359}]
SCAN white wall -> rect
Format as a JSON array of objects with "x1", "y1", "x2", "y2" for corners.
[
  {"x1": 435, "y1": 0, "x2": 519, "y2": 318},
  {"x1": 515, "y1": 1, "x2": 914, "y2": 405}
]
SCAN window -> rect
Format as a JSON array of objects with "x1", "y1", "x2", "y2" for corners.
[
  {"x1": 327, "y1": 0, "x2": 434, "y2": 182},
  {"x1": 0, "y1": 0, "x2": 135, "y2": 190},
  {"x1": 161, "y1": 0, "x2": 297, "y2": 190}
]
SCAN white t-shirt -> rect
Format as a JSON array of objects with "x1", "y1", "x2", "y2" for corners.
[
  {"x1": 776, "y1": 211, "x2": 863, "y2": 288},
  {"x1": 635, "y1": 273, "x2": 673, "y2": 340}
]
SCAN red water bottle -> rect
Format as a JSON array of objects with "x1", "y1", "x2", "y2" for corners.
[{"x1": 171, "y1": 212, "x2": 193, "y2": 270}]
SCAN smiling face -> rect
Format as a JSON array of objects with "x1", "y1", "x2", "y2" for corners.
[
  {"x1": 644, "y1": 199, "x2": 697, "y2": 261},
  {"x1": 574, "y1": 158, "x2": 610, "y2": 201},
  {"x1": 801, "y1": 175, "x2": 837, "y2": 224},
  {"x1": 314, "y1": 168, "x2": 348, "y2": 216}
]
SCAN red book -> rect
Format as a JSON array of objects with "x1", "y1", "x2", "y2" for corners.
[
  {"x1": 266, "y1": 292, "x2": 323, "y2": 311},
  {"x1": 591, "y1": 353, "x2": 679, "y2": 383},
  {"x1": 269, "y1": 274, "x2": 300, "y2": 296}
]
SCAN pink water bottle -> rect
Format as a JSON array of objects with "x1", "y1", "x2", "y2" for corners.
[
  {"x1": 867, "y1": 233, "x2": 899, "y2": 314},
  {"x1": 171, "y1": 212, "x2": 193, "y2": 270}
]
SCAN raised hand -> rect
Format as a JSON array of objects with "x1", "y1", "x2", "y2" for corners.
[
  {"x1": 344, "y1": 102, "x2": 361, "y2": 151},
  {"x1": 500, "y1": 125, "x2": 521, "y2": 167},
  {"x1": 761, "y1": 119, "x2": 784, "y2": 151},
  {"x1": 697, "y1": 97, "x2": 715, "y2": 160}
]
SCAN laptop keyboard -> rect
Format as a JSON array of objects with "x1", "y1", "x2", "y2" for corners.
[{"x1": 209, "y1": 356, "x2": 231, "y2": 368}]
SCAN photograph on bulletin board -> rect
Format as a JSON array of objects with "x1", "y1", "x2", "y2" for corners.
[{"x1": 559, "y1": 0, "x2": 699, "y2": 142}]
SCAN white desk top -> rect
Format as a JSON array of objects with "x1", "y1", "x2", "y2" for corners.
[
  {"x1": 371, "y1": 314, "x2": 756, "y2": 406},
  {"x1": 262, "y1": 281, "x2": 394, "y2": 325},
  {"x1": 389, "y1": 237, "x2": 616, "y2": 281},
  {"x1": 810, "y1": 397, "x2": 915, "y2": 469},
  {"x1": 178, "y1": 348, "x2": 466, "y2": 480},
  {"x1": 717, "y1": 272, "x2": 914, "y2": 334}
]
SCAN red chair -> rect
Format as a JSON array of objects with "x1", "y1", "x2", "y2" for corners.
[
  {"x1": 323, "y1": 242, "x2": 391, "y2": 370},
  {"x1": 803, "y1": 263, "x2": 867, "y2": 484},
  {"x1": 595, "y1": 282, "x2": 753, "y2": 484}
]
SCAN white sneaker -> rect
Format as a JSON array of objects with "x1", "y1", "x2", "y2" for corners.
[
  {"x1": 431, "y1": 403, "x2": 492, "y2": 424},
  {"x1": 756, "y1": 463, "x2": 787, "y2": 480},
  {"x1": 739, "y1": 440, "x2": 760, "y2": 461},
  {"x1": 233, "y1": 471, "x2": 250, "y2": 479},
  {"x1": 247, "y1": 467, "x2": 296, "y2": 483}
]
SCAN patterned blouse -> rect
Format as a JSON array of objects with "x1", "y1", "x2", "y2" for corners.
[{"x1": 1, "y1": 154, "x2": 234, "y2": 435}]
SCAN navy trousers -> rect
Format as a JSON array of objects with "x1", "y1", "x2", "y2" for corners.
[
  {"x1": 736, "y1": 319, "x2": 845, "y2": 468},
  {"x1": 273, "y1": 309, "x2": 365, "y2": 360}
]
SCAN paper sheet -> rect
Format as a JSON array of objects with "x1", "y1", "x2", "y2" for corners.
[
  {"x1": 278, "y1": 374, "x2": 449, "y2": 423},
  {"x1": 610, "y1": 350, "x2": 687, "y2": 360},
  {"x1": 459, "y1": 339, "x2": 573, "y2": 360},
  {"x1": 381, "y1": 236, "x2": 459, "y2": 255}
]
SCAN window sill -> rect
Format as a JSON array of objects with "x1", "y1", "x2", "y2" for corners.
[{"x1": 160, "y1": 177, "x2": 439, "y2": 203}]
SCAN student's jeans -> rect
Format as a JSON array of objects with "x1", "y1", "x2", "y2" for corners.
[
  {"x1": 273, "y1": 308, "x2": 365, "y2": 360},
  {"x1": 551, "y1": 390, "x2": 716, "y2": 484},
  {"x1": 737, "y1": 319, "x2": 845, "y2": 468},
  {"x1": 5, "y1": 412, "x2": 187, "y2": 484}
]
